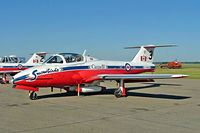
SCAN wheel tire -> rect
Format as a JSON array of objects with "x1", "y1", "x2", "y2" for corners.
[
  {"x1": 30, "y1": 92, "x2": 38, "y2": 100},
  {"x1": 114, "y1": 89, "x2": 122, "y2": 98}
]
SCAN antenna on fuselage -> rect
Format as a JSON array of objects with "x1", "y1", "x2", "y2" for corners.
[{"x1": 83, "y1": 50, "x2": 87, "y2": 56}]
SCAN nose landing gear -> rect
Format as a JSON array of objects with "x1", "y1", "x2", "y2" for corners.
[{"x1": 29, "y1": 91, "x2": 38, "y2": 100}]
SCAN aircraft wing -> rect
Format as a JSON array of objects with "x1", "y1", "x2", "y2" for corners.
[{"x1": 98, "y1": 74, "x2": 188, "y2": 80}]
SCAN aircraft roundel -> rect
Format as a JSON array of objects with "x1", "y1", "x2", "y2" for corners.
[
  {"x1": 125, "y1": 63, "x2": 131, "y2": 71},
  {"x1": 18, "y1": 64, "x2": 23, "y2": 70}
]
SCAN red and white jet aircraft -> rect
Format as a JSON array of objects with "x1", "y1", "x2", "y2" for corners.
[
  {"x1": 0, "y1": 52, "x2": 46, "y2": 83},
  {"x1": 12, "y1": 45, "x2": 187, "y2": 100}
]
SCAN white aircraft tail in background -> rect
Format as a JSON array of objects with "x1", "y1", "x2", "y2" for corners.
[
  {"x1": 26, "y1": 52, "x2": 47, "y2": 64},
  {"x1": 0, "y1": 52, "x2": 47, "y2": 84}
]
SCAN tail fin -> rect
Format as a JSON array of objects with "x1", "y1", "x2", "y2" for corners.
[
  {"x1": 125, "y1": 45, "x2": 176, "y2": 63},
  {"x1": 26, "y1": 52, "x2": 47, "y2": 64}
]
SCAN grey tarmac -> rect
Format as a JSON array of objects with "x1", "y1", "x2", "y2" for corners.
[{"x1": 0, "y1": 79, "x2": 199, "y2": 133}]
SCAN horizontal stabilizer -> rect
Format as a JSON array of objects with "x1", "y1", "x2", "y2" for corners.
[
  {"x1": 124, "y1": 44, "x2": 177, "y2": 49},
  {"x1": 30, "y1": 52, "x2": 47, "y2": 55},
  {"x1": 126, "y1": 44, "x2": 177, "y2": 63}
]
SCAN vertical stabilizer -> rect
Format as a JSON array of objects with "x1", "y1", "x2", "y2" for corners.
[
  {"x1": 26, "y1": 52, "x2": 47, "y2": 64},
  {"x1": 124, "y1": 45, "x2": 176, "y2": 63},
  {"x1": 132, "y1": 46, "x2": 155, "y2": 63}
]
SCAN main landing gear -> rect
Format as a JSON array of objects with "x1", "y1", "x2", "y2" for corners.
[
  {"x1": 1, "y1": 74, "x2": 9, "y2": 84},
  {"x1": 114, "y1": 80, "x2": 127, "y2": 98},
  {"x1": 29, "y1": 91, "x2": 38, "y2": 100}
]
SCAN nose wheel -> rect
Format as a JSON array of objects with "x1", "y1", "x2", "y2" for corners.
[{"x1": 29, "y1": 91, "x2": 38, "y2": 100}]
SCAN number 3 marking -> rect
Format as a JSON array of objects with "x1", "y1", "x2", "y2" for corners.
[{"x1": 149, "y1": 50, "x2": 153, "y2": 60}]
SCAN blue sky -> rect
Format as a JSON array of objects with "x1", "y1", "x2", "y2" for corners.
[{"x1": 0, "y1": 0, "x2": 199, "y2": 62}]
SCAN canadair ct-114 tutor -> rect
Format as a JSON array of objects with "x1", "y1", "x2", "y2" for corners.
[
  {"x1": 12, "y1": 45, "x2": 187, "y2": 100},
  {"x1": 0, "y1": 52, "x2": 46, "y2": 83}
]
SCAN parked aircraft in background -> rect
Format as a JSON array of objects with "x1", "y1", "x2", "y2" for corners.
[
  {"x1": 0, "y1": 52, "x2": 47, "y2": 83},
  {"x1": 0, "y1": 55, "x2": 25, "y2": 64},
  {"x1": 12, "y1": 45, "x2": 187, "y2": 100}
]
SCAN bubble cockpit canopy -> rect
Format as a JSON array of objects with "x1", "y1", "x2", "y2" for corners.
[
  {"x1": 44, "y1": 53, "x2": 84, "y2": 64},
  {"x1": 0, "y1": 56, "x2": 25, "y2": 63}
]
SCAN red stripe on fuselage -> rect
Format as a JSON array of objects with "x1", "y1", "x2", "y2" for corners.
[{"x1": 15, "y1": 68, "x2": 154, "y2": 87}]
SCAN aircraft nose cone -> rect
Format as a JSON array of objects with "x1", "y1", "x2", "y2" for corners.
[
  {"x1": 10, "y1": 76, "x2": 17, "y2": 88},
  {"x1": 11, "y1": 75, "x2": 21, "y2": 85}
]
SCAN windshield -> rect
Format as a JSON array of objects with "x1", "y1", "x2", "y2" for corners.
[
  {"x1": 44, "y1": 56, "x2": 63, "y2": 64},
  {"x1": 60, "y1": 53, "x2": 83, "y2": 63}
]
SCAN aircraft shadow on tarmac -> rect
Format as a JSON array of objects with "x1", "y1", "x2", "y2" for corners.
[{"x1": 37, "y1": 83, "x2": 191, "y2": 100}]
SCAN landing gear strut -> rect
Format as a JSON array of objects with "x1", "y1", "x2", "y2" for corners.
[
  {"x1": 114, "y1": 80, "x2": 126, "y2": 98},
  {"x1": 29, "y1": 91, "x2": 38, "y2": 100},
  {"x1": 77, "y1": 84, "x2": 81, "y2": 96},
  {"x1": 1, "y1": 74, "x2": 9, "y2": 84}
]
